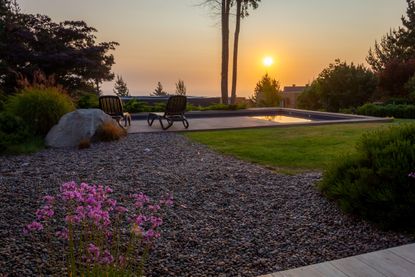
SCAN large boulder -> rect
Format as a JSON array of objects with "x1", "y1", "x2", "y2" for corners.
[{"x1": 45, "y1": 109, "x2": 119, "y2": 148}]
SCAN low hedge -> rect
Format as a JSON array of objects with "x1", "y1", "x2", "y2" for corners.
[
  {"x1": 357, "y1": 103, "x2": 415, "y2": 118},
  {"x1": 123, "y1": 99, "x2": 247, "y2": 113}
]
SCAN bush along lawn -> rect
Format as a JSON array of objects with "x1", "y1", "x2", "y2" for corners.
[{"x1": 318, "y1": 123, "x2": 415, "y2": 231}]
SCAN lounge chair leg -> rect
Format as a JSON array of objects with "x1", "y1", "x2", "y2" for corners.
[
  {"x1": 182, "y1": 118, "x2": 189, "y2": 129},
  {"x1": 147, "y1": 114, "x2": 156, "y2": 126},
  {"x1": 160, "y1": 118, "x2": 173, "y2": 130}
]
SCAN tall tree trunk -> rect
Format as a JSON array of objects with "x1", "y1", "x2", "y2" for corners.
[
  {"x1": 221, "y1": 0, "x2": 230, "y2": 104},
  {"x1": 231, "y1": 0, "x2": 242, "y2": 105}
]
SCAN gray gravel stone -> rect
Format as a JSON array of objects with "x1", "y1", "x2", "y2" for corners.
[{"x1": 0, "y1": 133, "x2": 413, "y2": 276}]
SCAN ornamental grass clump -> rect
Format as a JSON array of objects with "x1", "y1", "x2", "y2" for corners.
[
  {"x1": 24, "y1": 182, "x2": 173, "y2": 276},
  {"x1": 95, "y1": 122, "x2": 127, "y2": 142}
]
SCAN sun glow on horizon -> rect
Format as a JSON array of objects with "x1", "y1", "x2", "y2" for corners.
[{"x1": 263, "y1": 56, "x2": 274, "y2": 67}]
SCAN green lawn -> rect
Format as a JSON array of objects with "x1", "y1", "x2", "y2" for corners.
[{"x1": 185, "y1": 119, "x2": 415, "y2": 174}]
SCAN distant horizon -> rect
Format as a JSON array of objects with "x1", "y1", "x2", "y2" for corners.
[{"x1": 17, "y1": 0, "x2": 407, "y2": 98}]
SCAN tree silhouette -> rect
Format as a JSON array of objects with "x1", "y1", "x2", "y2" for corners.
[
  {"x1": 151, "y1": 82, "x2": 169, "y2": 96},
  {"x1": 202, "y1": 0, "x2": 259, "y2": 104},
  {"x1": 230, "y1": 0, "x2": 260, "y2": 104},
  {"x1": 113, "y1": 75, "x2": 130, "y2": 97},
  {"x1": 0, "y1": 0, "x2": 118, "y2": 95},
  {"x1": 367, "y1": 0, "x2": 415, "y2": 72},
  {"x1": 175, "y1": 79, "x2": 187, "y2": 96},
  {"x1": 251, "y1": 74, "x2": 281, "y2": 107}
]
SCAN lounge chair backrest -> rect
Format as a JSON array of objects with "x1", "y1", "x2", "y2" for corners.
[
  {"x1": 99, "y1": 96, "x2": 124, "y2": 117},
  {"x1": 165, "y1": 95, "x2": 187, "y2": 116}
]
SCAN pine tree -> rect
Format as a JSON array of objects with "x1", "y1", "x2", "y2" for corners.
[
  {"x1": 151, "y1": 82, "x2": 168, "y2": 96},
  {"x1": 175, "y1": 79, "x2": 187, "y2": 96},
  {"x1": 251, "y1": 74, "x2": 281, "y2": 107},
  {"x1": 367, "y1": 0, "x2": 415, "y2": 71},
  {"x1": 113, "y1": 75, "x2": 130, "y2": 97}
]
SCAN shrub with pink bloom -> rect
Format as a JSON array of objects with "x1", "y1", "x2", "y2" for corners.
[{"x1": 24, "y1": 181, "x2": 173, "y2": 276}]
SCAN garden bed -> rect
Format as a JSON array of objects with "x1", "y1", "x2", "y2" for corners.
[{"x1": 0, "y1": 133, "x2": 412, "y2": 276}]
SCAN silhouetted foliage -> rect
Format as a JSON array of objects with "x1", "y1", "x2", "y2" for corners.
[
  {"x1": 0, "y1": 0, "x2": 118, "y2": 95},
  {"x1": 297, "y1": 60, "x2": 377, "y2": 112},
  {"x1": 175, "y1": 79, "x2": 187, "y2": 96},
  {"x1": 367, "y1": 0, "x2": 415, "y2": 72},
  {"x1": 297, "y1": 83, "x2": 322, "y2": 111},
  {"x1": 151, "y1": 82, "x2": 169, "y2": 96},
  {"x1": 377, "y1": 59, "x2": 415, "y2": 99},
  {"x1": 251, "y1": 74, "x2": 281, "y2": 107},
  {"x1": 113, "y1": 75, "x2": 130, "y2": 97},
  {"x1": 76, "y1": 91, "x2": 99, "y2": 109}
]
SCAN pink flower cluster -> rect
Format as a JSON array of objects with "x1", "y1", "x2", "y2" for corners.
[
  {"x1": 86, "y1": 243, "x2": 117, "y2": 265},
  {"x1": 409, "y1": 172, "x2": 415, "y2": 178},
  {"x1": 24, "y1": 181, "x2": 173, "y2": 272}
]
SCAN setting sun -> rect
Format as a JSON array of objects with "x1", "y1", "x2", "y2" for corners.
[{"x1": 263, "y1": 56, "x2": 274, "y2": 67}]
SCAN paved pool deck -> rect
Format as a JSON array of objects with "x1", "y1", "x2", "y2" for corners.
[
  {"x1": 127, "y1": 114, "x2": 392, "y2": 133},
  {"x1": 259, "y1": 243, "x2": 415, "y2": 277}
]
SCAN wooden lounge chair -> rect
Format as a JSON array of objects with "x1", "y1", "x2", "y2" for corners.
[
  {"x1": 147, "y1": 95, "x2": 189, "y2": 130},
  {"x1": 99, "y1": 95, "x2": 131, "y2": 127}
]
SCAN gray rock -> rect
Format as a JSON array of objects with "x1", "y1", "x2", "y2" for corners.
[{"x1": 45, "y1": 109, "x2": 117, "y2": 148}]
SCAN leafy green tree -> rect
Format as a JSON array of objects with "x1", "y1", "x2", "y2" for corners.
[
  {"x1": 151, "y1": 82, "x2": 168, "y2": 96},
  {"x1": 175, "y1": 79, "x2": 187, "y2": 96},
  {"x1": 367, "y1": 0, "x2": 415, "y2": 72},
  {"x1": 297, "y1": 60, "x2": 377, "y2": 112},
  {"x1": 0, "y1": 0, "x2": 118, "y2": 95},
  {"x1": 251, "y1": 74, "x2": 281, "y2": 107},
  {"x1": 230, "y1": 0, "x2": 260, "y2": 104},
  {"x1": 113, "y1": 75, "x2": 130, "y2": 97}
]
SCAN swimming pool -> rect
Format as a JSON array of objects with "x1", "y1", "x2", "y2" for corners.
[
  {"x1": 129, "y1": 107, "x2": 392, "y2": 133},
  {"x1": 252, "y1": 115, "x2": 312, "y2": 123}
]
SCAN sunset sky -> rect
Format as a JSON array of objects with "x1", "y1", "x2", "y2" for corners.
[{"x1": 18, "y1": 0, "x2": 407, "y2": 98}]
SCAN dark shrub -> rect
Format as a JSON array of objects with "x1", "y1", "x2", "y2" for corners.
[
  {"x1": 77, "y1": 92, "x2": 99, "y2": 109},
  {"x1": 0, "y1": 112, "x2": 30, "y2": 153},
  {"x1": 152, "y1": 102, "x2": 166, "y2": 112},
  {"x1": 357, "y1": 103, "x2": 415, "y2": 118},
  {"x1": 123, "y1": 99, "x2": 152, "y2": 113},
  {"x1": 384, "y1": 98, "x2": 414, "y2": 105},
  {"x1": 319, "y1": 124, "x2": 415, "y2": 230},
  {"x1": 0, "y1": 90, "x2": 6, "y2": 111},
  {"x1": 6, "y1": 87, "x2": 75, "y2": 136}
]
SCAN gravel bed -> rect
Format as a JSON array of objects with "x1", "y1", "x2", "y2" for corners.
[{"x1": 0, "y1": 133, "x2": 413, "y2": 277}]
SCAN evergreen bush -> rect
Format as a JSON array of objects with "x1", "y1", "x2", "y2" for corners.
[
  {"x1": 76, "y1": 92, "x2": 99, "y2": 109},
  {"x1": 0, "y1": 112, "x2": 30, "y2": 153},
  {"x1": 6, "y1": 87, "x2": 75, "y2": 136},
  {"x1": 319, "y1": 124, "x2": 415, "y2": 230}
]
